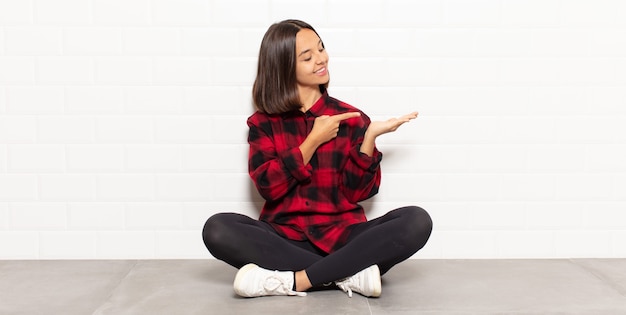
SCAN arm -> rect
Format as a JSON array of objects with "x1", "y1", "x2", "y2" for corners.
[
  {"x1": 342, "y1": 112, "x2": 419, "y2": 202},
  {"x1": 248, "y1": 116, "x2": 311, "y2": 201}
]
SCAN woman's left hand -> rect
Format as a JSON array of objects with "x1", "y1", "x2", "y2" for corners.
[{"x1": 365, "y1": 112, "x2": 418, "y2": 138}]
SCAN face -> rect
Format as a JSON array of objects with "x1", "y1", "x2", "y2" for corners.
[{"x1": 294, "y1": 28, "x2": 329, "y2": 90}]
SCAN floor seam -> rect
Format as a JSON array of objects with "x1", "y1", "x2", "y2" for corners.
[
  {"x1": 90, "y1": 260, "x2": 140, "y2": 315},
  {"x1": 569, "y1": 259, "x2": 626, "y2": 298}
]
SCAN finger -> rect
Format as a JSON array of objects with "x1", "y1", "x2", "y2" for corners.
[{"x1": 333, "y1": 112, "x2": 361, "y2": 121}]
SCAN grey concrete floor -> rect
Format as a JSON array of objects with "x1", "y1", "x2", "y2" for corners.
[{"x1": 1, "y1": 259, "x2": 625, "y2": 314}]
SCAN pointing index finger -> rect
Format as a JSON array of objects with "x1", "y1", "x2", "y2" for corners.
[{"x1": 333, "y1": 112, "x2": 361, "y2": 121}]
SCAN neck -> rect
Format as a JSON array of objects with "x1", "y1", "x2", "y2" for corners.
[{"x1": 298, "y1": 85, "x2": 322, "y2": 112}]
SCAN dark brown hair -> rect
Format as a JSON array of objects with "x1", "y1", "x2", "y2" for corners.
[{"x1": 252, "y1": 19, "x2": 328, "y2": 114}]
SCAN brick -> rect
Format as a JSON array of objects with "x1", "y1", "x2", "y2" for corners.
[
  {"x1": 442, "y1": 174, "x2": 503, "y2": 202},
  {"x1": 123, "y1": 28, "x2": 180, "y2": 55},
  {"x1": 126, "y1": 202, "x2": 183, "y2": 229},
  {"x1": 181, "y1": 28, "x2": 240, "y2": 56},
  {"x1": 0, "y1": 174, "x2": 38, "y2": 201},
  {"x1": 584, "y1": 203, "x2": 626, "y2": 229},
  {"x1": 34, "y1": 0, "x2": 90, "y2": 25},
  {"x1": 209, "y1": 57, "x2": 256, "y2": 85},
  {"x1": 156, "y1": 174, "x2": 212, "y2": 201},
  {"x1": 612, "y1": 231, "x2": 626, "y2": 256},
  {"x1": 328, "y1": 0, "x2": 383, "y2": 26},
  {"x1": 97, "y1": 231, "x2": 155, "y2": 258},
  {"x1": 40, "y1": 175, "x2": 96, "y2": 201},
  {"x1": 181, "y1": 144, "x2": 247, "y2": 172},
  {"x1": 64, "y1": 28, "x2": 122, "y2": 55},
  {"x1": 411, "y1": 30, "x2": 476, "y2": 58},
  {"x1": 0, "y1": 57, "x2": 35, "y2": 84},
  {"x1": 8, "y1": 144, "x2": 66, "y2": 173},
  {"x1": 38, "y1": 116, "x2": 96, "y2": 144},
  {"x1": 211, "y1": 0, "x2": 269, "y2": 26},
  {"x1": 65, "y1": 86, "x2": 124, "y2": 113},
  {"x1": 92, "y1": 0, "x2": 151, "y2": 26},
  {"x1": 125, "y1": 86, "x2": 182, "y2": 114},
  {"x1": 208, "y1": 115, "x2": 248, "y2": 144},
  {"x1": 379, "y1": 173, "x2": 443, "y2": 202},
  {"x1": 527, "y1": 145, "x2": 585, "y2": 173},
  {"x1": 270, "y1": 0, "x2": 329, "y2": 26},
  {"x1": 96, "y1": 116, "x2": 154, "y2": 143},
  {"x1": 0, "y1": 202, "x2": 8, "y2": 229},
  {"x1": 0, "y1": 232, "x2": 39, "y2": 259},
  {"x1": 211, "y1": 173, "x2": 253, "y2": 202},
  {"x1": 440, "y1": 231, "x2": 498, "y2": 258},
  {"x1": 501, "y1": 0, "x2": 560, "y2": 27},
  {"x1": 157, "y1": 231, "x2": 207, "y2": 258},
  {"x1": 382, "y1": 0, "x2": 442, "y2": 26},
  {"x1": 40, "y1": 232, "x2": 96, "y2": 259},
  {"x1": 354, "y1": 29, "x2": 412, "y2": 57},
  {"x1": 555, "y1": 231, "x2": 612, "y2": 257},
  {"x1": 66, "y1": 145, "x2": 124, "y2": 172},
  {"x1": 37, "y1": 57, "x2": 93, "y2": 85},
  {"x1": 528, "y1": 87, "x2": 588, "y2": 116},
  {"x1": 468, "y1": 145, "x2": 527, "y2": 173},
  {"x1": 496, "y1": 231, "x2": 555, "y2": 258},
  {"x1": 5, "y1": 27, "x2": 62, "y2": 55},
  {"x1": 0, "y1": 0, "x2": 32, "y2": 25},
  {"x1": 0, "y1": 116, "x2": 37, "y2": 143},
  {"x1": 95, "y1": 57, "x2": 152, "y2": 85},
  {"x1": 125, "y1": 144, "x2": 182, "y2": 172},
  {"x1": 586, "y1": 145, "x2": 626, "y2": 172},
  {"x1": 68, "y1": 202, "x2": 125, "y2": 229},
  {"x1": 560, "y1": 0, "x2": 623, "y2": 27},
  {"x1": 96, "y1": 174, "x2": 156, "y2": 201},
  {"x1": 500, "y1": 174, "x2": 556, "y2": 202},
  {"x1": 5, "y1": 86, "x2": 64, "y2": 114},
  {"x1": 588, "y1": 87, "x2": 626, "y2": 115},
  {"x1": 154, "y1": 58, "x2": 210, "y2": 85},
  {"x1": 183, "y1": 86, "x2": 248, "y2": 114},
  {"x1": 154, "y1": 116, "x2": 211, "y2": 143},
  {"x1": 555, "y1": 174, "x2": 613, "y2": 202},
  {"x1": 525, "y1": 202, "x2": 584, "y2": 230},
  {"x1": 153, "y1": 0, "x2": 211, "y2": 26},
  {"x1": 9, "y1": 202, "x2": 67, "y2": 229},
  {"x1": 443, "y1": 0, "x2": 501, "y2": 27}
]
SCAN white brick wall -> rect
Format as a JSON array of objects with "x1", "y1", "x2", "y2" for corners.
[{"x1": 1, "y1": 0, "x2": 625, "y2": 259}]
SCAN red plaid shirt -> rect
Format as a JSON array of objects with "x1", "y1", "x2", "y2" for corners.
[{"x1": 247, "y1": 91, "x2": 382, "y2": 254}]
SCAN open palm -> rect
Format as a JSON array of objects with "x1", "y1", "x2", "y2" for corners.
[{"x1": 367, "y1": 112, "x2": 418, "y2": 138}]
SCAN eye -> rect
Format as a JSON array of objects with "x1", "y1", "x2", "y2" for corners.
[{"x1": 304, "y1": 57, "x2": 312, "y2": 61}]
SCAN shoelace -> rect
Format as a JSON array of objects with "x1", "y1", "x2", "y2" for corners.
[
  {"x1": 335, "y1": 278, "x2": 354, "y2": 298},
  {"x1": 263, "y1": 273, "x2": 307, "y2": 297}
]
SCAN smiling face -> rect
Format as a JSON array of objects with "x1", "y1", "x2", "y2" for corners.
[{"x1": 294, "y1": 28, "x2": 330, "y2": 92}]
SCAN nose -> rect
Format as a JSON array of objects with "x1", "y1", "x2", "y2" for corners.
[{"x1": 315, "y1": 52, "x2": 327, "y2": 65}]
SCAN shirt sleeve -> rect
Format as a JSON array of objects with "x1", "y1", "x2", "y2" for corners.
[
  {"x1": 247, "y1": 115, "x2": 312, "y2": 201},
  {"x1": 341, "y1": 114, "x2": 383, "y2": 203}
]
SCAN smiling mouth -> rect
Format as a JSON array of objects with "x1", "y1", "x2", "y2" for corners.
[{"x1": 315, "y1": 67, "x2": 327, "y2": 74}]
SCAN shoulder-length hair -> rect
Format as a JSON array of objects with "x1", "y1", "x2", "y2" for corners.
[{"x1": 252, "y1": 19, "x2": 328, "y2": 114}]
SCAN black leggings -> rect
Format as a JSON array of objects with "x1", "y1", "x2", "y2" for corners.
[{"x1": 202, "y1": 206, "x2": 432, "y2": 286}]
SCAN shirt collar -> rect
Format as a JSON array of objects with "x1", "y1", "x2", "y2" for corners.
[{"x1": 306, "y1": 90, "x2": 328, "y2": 117}]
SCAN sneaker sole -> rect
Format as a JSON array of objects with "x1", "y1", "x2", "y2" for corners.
[{"x1": 233, "y1": 263, "x2": 259, "y2": 297}]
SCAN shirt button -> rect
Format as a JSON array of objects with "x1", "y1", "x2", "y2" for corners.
[{"x1": 305, "y1": 201, "x2": 310, "y2": 206}]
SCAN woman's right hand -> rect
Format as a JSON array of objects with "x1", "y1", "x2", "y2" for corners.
[
  {"x1": 309, "y1": 112, "x2": 361, "y2": 145},
  {"x1": 299, "y1": 112, "x2": 361, "y2": 165}
]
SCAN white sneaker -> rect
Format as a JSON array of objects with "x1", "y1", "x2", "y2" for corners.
[
  {"x1": 335, "y1": 265, "x2": 381, "y2": 298},
  {"x1": 233, "y1": 263, "x2": 307, "y2": 297}
]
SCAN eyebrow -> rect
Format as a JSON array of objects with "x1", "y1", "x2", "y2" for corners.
[{"x1": 298, "y1": 40, "x2": 323, "y2": 57}]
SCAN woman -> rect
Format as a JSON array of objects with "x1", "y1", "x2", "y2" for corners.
[{"x1": 202, "y1": 19, "x2": 432, "y2": 298}]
